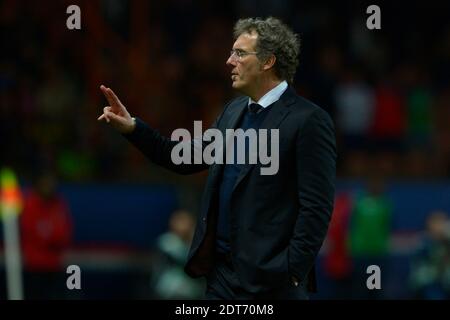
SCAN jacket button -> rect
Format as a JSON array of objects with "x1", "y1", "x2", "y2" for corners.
[{"x1": 202, "y1": 217, "x2": 206, "y2": 222}]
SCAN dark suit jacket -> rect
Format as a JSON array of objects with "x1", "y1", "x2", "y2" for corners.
[{"x1": 124, "y1": 86, "x2": 336, "y2": 293}]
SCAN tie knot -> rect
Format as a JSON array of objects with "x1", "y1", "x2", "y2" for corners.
[{"x1": 248, "y1": 103, "x2": 262, "y2": 114}]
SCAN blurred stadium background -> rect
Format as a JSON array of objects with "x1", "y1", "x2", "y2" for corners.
[{"x1": 1, "y1": 0, "x2": 450, "y2": 299}]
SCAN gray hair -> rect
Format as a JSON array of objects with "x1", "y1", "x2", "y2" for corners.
[{"x1": 233, "y1": 17, "x2": 301, "y2": 83}]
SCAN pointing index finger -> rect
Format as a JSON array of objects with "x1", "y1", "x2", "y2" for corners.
[
  {"x1": 100, "y1": 85, "x2": 119, "y2": 108},
  {"x1": 100, "y1": 85, "x2": 113, "y2": 104},
  {"x1": 107, "y1": 88, "x2": 122, "y2": 105}
]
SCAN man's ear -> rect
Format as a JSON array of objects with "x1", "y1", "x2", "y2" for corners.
[{"x1": 262, "y1": 54, "x2": 276, "y2": 71}]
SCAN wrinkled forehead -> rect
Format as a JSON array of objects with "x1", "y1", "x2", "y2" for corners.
[{"x1": 233, "y1": 31, "x2": 258, "y2": 51}]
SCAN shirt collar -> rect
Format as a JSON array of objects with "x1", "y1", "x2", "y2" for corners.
[{"x1": 248, "y1": 80, "x2": 288, "y2": 109}]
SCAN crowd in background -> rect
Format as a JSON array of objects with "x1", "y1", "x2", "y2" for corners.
[
  {"x1": 1, "y1": 0, "x2": 449, "y2": 183},
  {"x1": 1, "y1": 0, "x2": 450, "y2": 299}
]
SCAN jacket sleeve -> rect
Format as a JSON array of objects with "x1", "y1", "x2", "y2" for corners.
[
  {"x1": 122, "y1": 107, "x2": 226, "y2": 175},
  {"x1": 289, "y1": 107, "x2": 337, "y2": 282}
]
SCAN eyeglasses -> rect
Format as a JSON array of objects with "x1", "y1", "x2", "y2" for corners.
[{"x1": 229, "y1": 49, "x2": 258, "y2": 60}]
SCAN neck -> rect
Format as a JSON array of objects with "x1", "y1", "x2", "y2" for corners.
[{"x1": 248, "y1": 78, "x2": 283, "y2": 102}]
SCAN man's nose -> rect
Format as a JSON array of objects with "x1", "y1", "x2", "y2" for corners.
[{"x1": 226, "y1": 56, "x2": 236, "y2": 67}]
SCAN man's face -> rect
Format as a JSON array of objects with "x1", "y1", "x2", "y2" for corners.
[{"x1": 226, "y1": 32, "x2": 263, "y2": 94}]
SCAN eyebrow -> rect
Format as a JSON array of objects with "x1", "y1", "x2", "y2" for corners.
[{"x1": 232, "y1": 47, "x2": 251, "y2": 53}]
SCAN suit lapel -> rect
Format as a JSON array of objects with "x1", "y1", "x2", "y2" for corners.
[
  {"x1": 225, "y1": 100, "x2": 248, "y2": 130},
  {"x1": 207, "y1": 100, "x2": 247, "y2": 186},
  {"x1": 231, "y1": 87, "x2": 297, "y2": 192}
]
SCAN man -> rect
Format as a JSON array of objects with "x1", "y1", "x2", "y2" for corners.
[
  {"x1": 21, "y1": 171, "x2": 73, "y2": 299},
  {"x1": 98, "y1": 17, "x2": 336, "y2": 299}
]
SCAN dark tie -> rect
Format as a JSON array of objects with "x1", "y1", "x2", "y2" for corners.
[{"x1": 248, "y1": 103, "x2": 262, "y2": 114}]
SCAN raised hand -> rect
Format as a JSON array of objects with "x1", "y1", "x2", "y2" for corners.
[{"x1": 98, "y1": 85, "x2": 135, "y2": 134}]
